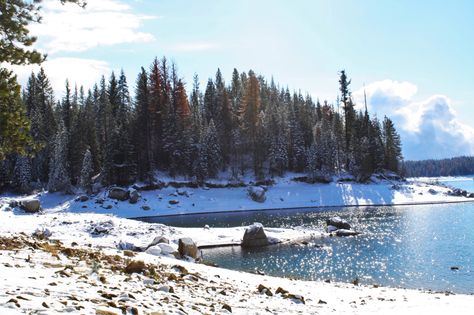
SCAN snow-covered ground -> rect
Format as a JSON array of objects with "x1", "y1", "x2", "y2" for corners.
[
  {"x1": 1, "y1": 176, "x2": 472, "y2": 219},
  {"x1": 1, "y1": 176, "x2": 474, "y2": 314},
  {"x1": 1, "y1": 209, "x2": 473, "y2": 314}
]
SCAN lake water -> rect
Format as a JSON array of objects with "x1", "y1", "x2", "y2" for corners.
[{"x1": 144, "y1": 178, "x2": 474, "y2": 294}]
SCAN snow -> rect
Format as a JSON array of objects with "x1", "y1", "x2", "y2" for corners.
[
  {"x1": 0, "y1": 208, "x2": 473, "y2": 314},
  {"x1": 1, "y1": 176, "x2": 471, "y2": 219}
]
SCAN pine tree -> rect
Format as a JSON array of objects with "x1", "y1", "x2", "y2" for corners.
[
  {"x1": 382, "y1": 116, "x2": 403, "y2": 172},
  {"x1": 0, "y1": 68, "x2": 36, "y2": 160},
  {"x1": 48, "y1": 121, "x2": 71, "y2": 193},
  {"x1": 204, "y1": 119, "x2": 222, "y2": 178},
  {"x1": 79, "y1": 148, "x2": 93, "y2": 192},
  {"x1": 12, "y1": 155, "x2": 32, "y2": 193}
]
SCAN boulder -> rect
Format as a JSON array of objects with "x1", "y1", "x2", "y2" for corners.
[
  {"x1": 242, "y1": 223, "x2": 269, "y2": 247},
  {"x1": 20, "y1": 199, "x2": 41, "y2": 213},
  {"x1": 178, "y1": 238, "x2": 199, "y2": 259},
  {"x1": 108, "y1": 187, "x2": 129, "y2": 201},
  {"x1": 141, "y1": 205, "x2": 151, "y2": 211},
  {"x1": 124, "y1": 260, "x2": 146, "y2": 274},
  {"x1": 428, "y1": 188, "x2": 437, "y2": 195},
  {"x1": 147, "y1": 236, "x2": 170, "y2": 248},
  {"x1": 468, "y1": 193, "x2": 474, "y2": 198},
  {"x1": 128, "y1": 189, "x2": 140, "y2": 204},
  {"x1": 326, "y1": 216, "x2": 351, "y2": 230},
  {"x1": 169, "y1": 200, "x2": 179, "y2": 205},
  {"x1": 90, "y1": 220, "x2": 114, "y2": 235},
  {"x1": 247, "y1": 186, "x2": 266, "y2": 203},
  {"x1": 77, "y1": 195, "x2": 89, "y2": 202},
  {"x1": 145, "y1": 246, "x2": 162, "y2": 256},
  {"x1": 158, "y1": 243, "x2": 177, "y2": 255}
]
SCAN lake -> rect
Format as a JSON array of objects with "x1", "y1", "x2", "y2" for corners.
[{"x1": 143, "y1": 178, "x2": 474, "y2": 294}]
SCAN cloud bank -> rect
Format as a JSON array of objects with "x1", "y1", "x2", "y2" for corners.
[
  {"x1": 30, "y1": 0, "x2": 156, "y2": 53},
  {"x1": 354, "y1": 81, "x2": 474, "y2": 160}
]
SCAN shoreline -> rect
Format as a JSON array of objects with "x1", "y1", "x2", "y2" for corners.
[{"x1": 130, "y1": 198, "x2": 474, "y2": 220}]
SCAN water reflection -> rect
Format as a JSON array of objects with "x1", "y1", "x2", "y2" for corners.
[{"x1": 144, "y1": 203, "x2": 474, "y2": 294}]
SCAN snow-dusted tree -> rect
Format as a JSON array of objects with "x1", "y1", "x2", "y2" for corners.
[
  {"x1": 269, "y1": 131, "x2": 288, "y2": 177},
  {"x1": 204, "y1": 119, "x2": 222, "y2": 178},
  {"x1": 48, "y1": 121, "x2": 71, "y2": 193},
  {"x1": 12, "y1": 155, "x2": 32, "y2": 193},
  {"x1": 79, "y1": 148, "x2": 93, "y2": 192}
]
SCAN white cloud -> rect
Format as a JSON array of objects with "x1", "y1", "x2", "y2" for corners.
[
  {"x1": 10, "y1": 57, "x2": 111, "y2": 96},
  {"x1": 30, "y1": 0, "x2": 156, "y2": 53},
  {"x1": 355, "y1": 80, "x2": 474, "y2": 160}
]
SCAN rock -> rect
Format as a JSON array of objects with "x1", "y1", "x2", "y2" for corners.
[
  {"x1": 157, "y1": 285, "x2": 174, "y2": 293},
  {"x1": 117, "y1": 241, "x2": 138, "y2": 251},
  {"x1": 204, "y1": 224, "x2": 210, "y2": 230},
  {"x1": 257, "y1": 284, "x2": 273, "y2": 296},
  {"x1": 20, "y1": 199, "x2": 41, "y2": 213},
  {"x1": 242, "y1": 223, "x2": 269, "y2": 248},
  {"x1": 335, "y1": 229, "x2": 359, "y2": 237},
  {"x1": 176, "y1": 189, "x2": 189, "y2": 197},
  {"x1": 326, "y1": 216, "x2": 351, "y2": 230},
  {"x1": 77, "y1": 195, "x2": 89, "y2": 202},
  {"x1": 286, "y1": 294, "x2": 305, "y2": 304},
  {"x1": 326, "y1": 225, "x2": 338, "y2": 233},
  {"x1": 147, "y1": 236, "x2": 169, "y2": 249},
  {"x1": 128, "y1": 189, "x2": 140, "y2": 204},
  {"x1": 158, "y1": 243, "x2": 177, "y2": 255},
  {"x1": 450, "y1": 266, "x2": 460, "y2": 271},
  {"x1": 90, "y1": 220, "x2": 114, "y2": 235},
  {"x1": 247, "y1": 186, "x2": 266, "y2": 203},
  {"x1": 33, "y1": 228, "x2": 52, "y2": 240},
  {"x1": 275, "y1": 287, "x2": 289, "y2": 295},
  {"x1": 169, "y1": 200, "x2": 179, "y2": 205},
  {"x1": 145, "y1": 246, "x2": 162, "y2": 256},
  {"x1": 96, "y1": 309, "x2": 119, "y2": 315},
  {"x1": 467, "y1": 192, "x2": 474, "y2": 198},
  {"x1": 108, "y1": 187, "x2": 129, "y2": 201},
  {"x1": 222, "y1": 304, "x2": 232, "y2": 312},
  {"x1": 141, "y1": 205, "x2": 151, "y2": 211},
  {"x1": 178, "y1": 238, "x2": 199, "y2": 259},
  {"x1": 124, "y1": 260, "x2": 146, "y2": 274},
  {"x1": 428, "y1": 188, "x2": 437, "y2": 195},
  {"x1": 9, "y1": 200, "x2": 19, "y2": 208}
]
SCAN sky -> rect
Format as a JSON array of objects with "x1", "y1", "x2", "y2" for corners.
[{"x1": 10, "y1": 0, "x2": 474, "y2": 160}]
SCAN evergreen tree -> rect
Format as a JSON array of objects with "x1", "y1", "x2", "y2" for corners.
[
  {"x1": 48, "y1": 121, "x2": 71, "y2": 192},
  {"x1": 0, "y1": 68, "x2": 36, "y2": 160},
  {"x1": 79, "y1": 148, "x2": 93, "y2": 192},
  {"x1": 12, "y1": 155, "x2": 32, "y2": 193},
  {"x1": 382, "y1": 116, "x2": 403, "y2": 172}
]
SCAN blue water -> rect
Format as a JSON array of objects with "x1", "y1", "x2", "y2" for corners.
[{"x1": 143, "y1": 179, "x2": 474, "y2": 294}]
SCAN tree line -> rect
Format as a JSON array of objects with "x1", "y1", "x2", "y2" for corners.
[
  {"x1": 0, "y1": 58, "x2": 403, "y2": 193},
  {"x1": 403, "y1": 156, "x2": 474, "y2": 177}
]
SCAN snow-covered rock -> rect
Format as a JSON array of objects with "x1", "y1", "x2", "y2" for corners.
[
  {"x1": 242, "y1": 222, "x2": 269, "y2": 247},
  {"x1": 108, "y1": 187, "x2": 129, "y2": 201},
  {"x1": 158, "y1": 243, "x2": 177, "y2": 255},
  {"x1": 178, "y1": 237, "x2": 199, "y2": 259},
  {"x1": 90, "y1": 220, "x2": 115, "y2": 235},
  {"x1": 247, "y1": 186, "x2": 266, "y2": 203},
  {"x1": 20, "y1": 199, "x2": 41, "y2": 213},
  {"x1": 326, "y1": 217, "x2": 351, "y2": 230},
  {"x1": 129, "y1": 188, "x2": 140, "y2": 204},
  {"x1": 145, "y1": 245, "x2": 162, "y2": 256}
]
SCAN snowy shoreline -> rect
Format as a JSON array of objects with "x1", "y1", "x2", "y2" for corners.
[
  {"x1": 1, "y1": 208, "x2": 473, "y2": 314},
  {"x1": 1, "y1": 177, "x2": 474, "y2": 313}
]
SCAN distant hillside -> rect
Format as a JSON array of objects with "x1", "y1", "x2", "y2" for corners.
[{"x1": 403, "y1": 156, "x2": 474, "y2": 177}]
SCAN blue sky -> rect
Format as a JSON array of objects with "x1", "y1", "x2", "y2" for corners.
[{"x1": 12, "y1": 0, "x2": 474, "y2": 160}]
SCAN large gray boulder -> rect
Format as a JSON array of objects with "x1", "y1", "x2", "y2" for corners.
[
  {"x1": 247, "y1": 186, "x2": 266, "y2": 203},
  {"x1": 242, "y1": 223, "x2": 269, "y2": 247},
  {"x1": 20, "y1": 199, "x2": 41, "y2": 213},
  {"x1": 178, "y1": 237, "x2": 199, "y2": 259},
  {"x1": 108, "y1": 187, "x2": 129, "y2": 201},
  {"x1": 128, "y1": 188, "x2": 140, "y2": 204},
  {"x1": 326, "y1": 216, "x2": 351, "y2": 230}
]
